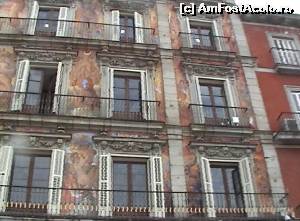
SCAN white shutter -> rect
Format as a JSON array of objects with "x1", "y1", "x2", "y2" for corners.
[
  {"x1": 27, "y1": 1, "x2": 39, "y2": 35},
  {"x1": 149, "y1": 156, "x2": 165, "y2": 218},
  {"x1": 146, "y1": 71, "x2": 156, "y2": 120},
  {"x1": 111, "y1": 10, "x2": 120, "y2": 41},
  {"x1": 212, "y1": 20, "x2": 222, "y2": 51},
  {"x1": 52, "y1": 62, "x2": 64, "y2": 114},
  {"x1": 100, "y1": 66, "x2": 112, "y2": 118},
  {"x1": 48, "y1": 149, "x2": 65, "y2": 215},
  {"x1": 98, "y1": 153, "x2": 112, "y2": 216},
  {"x1": 201, "y1": 157, "x2": 215, "y2": 217},
  {"x1": 56, "y1": 7, "x2": 69, "y2": 37},
  {"x1": 108, "y1": 68, "x2": 114, "y2": 118},
  {"x1": 193, "y1": 76, "x2": 205, "y2": 124},
  {"x1": 134, "y1": 12, "x2": 144, "y2": 43},
  {"x1": 239, "y1": 157, "x2": 256, "y2": 217},
  {"x1": 11, "y1": 60, "x2": 30, "y2": 111},
  {"x1": 0, "y1": 146, "x2": 13, "y2": 212},
  {"x1": 141, "y1": 71, "x2": 149, "y2": 120},
  {"x1": 179, "y1": 16, "x2": 192, "y2": 48}
]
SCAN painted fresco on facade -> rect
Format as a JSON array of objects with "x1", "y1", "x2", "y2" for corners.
[
  {"x1": 62, "y1": 132, "x2": 98, "y2": 215},
  {"x1": 68, "y1": 51, "x2": 101, "y2": 117}
]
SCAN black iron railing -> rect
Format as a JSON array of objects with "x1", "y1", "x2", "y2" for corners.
[
  {"x1": 271, "y1": 47, "x2": 300, "y2": 66},
  {"x1": 277, "y1": 112, "x2": 300, "y2": 132},
  {"x1": 0, "y1": 17, "x2": 156, "y2": 44},
  {"x1": 0, "y1": 185, "x2": 288, "y2": 219},
  {"x1": 0, "y1": 91, "x2": 159, "y2": 121},
  {"x1": 189, "y1": 104, "x2": 250, "y2": 128},
  {"x1": 179, "y1": 32, "x2": 231, "y2": 51}
]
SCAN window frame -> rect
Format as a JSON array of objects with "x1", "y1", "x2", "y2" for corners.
[{"x1": 267, "y1": 32, "x2": 300, "y2": 66}]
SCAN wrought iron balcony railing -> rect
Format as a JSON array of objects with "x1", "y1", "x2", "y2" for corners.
[
  {"x1": 0, "y1": 17, "x2": 156, "y2": 44},
  {"x1": 0, "y1": 91, "x2": 159, "y2": 121},
  {"x1": 189, "y1": 104, "x2": 250, "y2": 128},
  {"x1": 180, "y1": 32, "x2": 231, "y2": 52},
  {"x1": 271, "y1": 47, "x2": 300, "y2": 67},
  {"x1": 277, "y1": 112, "x2": 300, "y2": 132},
  {"x1": 0, "y1": 185, "x2": 288, "y2": 220}
]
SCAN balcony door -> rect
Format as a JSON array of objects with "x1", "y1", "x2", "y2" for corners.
[
  {"x1": 36, "y1": 8, "x2": 59, "y2": 36},
  {"x1": 210, "y1": 164, "x2": 244, "y2": 217},
  {"x1": 24, "y1": 68, "x2": 57, "y2": 114},
  {"x1": 113, "y1": 72, "x2": 142, "y2": 120},
  {"x1": 8, "y1": 153, "x2": 51, "y2": 213},
  {"x1": 191, "y1": 26, "x2": 215, "y2": 50},
  {"x1": 113, "y1": 160, "x2": 148, "y2": 216},
  {"x1": 199, "y1": 83, "x2": 229, "y2": 125}
]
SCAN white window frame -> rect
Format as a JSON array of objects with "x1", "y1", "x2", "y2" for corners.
[
  {"x1": 180, "y1": 16, "x2": 224, "y2": 50},
  {"x1": 200, "y1": 157, "x2": 256, "y2": 218},
  {"x1": 193, "y1": 76, "x2": 237, "y2": 124},
  {"x1": 267, "y1": 33, "x2": 300, "y2": 66},
  {"x1": 284, "y1": 85, "x2": 300, "y2": 129},
  {"x1": 106, "y1": 68, "x2": 155, "y2": 120},
  {"x1": 98, "y1": 152, "x2": 165, "y2": 218}
]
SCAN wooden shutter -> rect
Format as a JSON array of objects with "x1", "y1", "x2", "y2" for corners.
[
  {"x1": 239, "y1": 157, "x2": 256, "y2": 217},
  {"x1": 98, "y1": 153, "x2": 112, "y2": 216},
  {"x1": 134, "y1": 12, "x2": 144, "y2": 43},
  {"x1": 11, "y1": 60, "x2": 30, "y2": 111},
  {"x1": 52, "y1": 62, "x2": 64, "y2": 114},
  {"x1": 149, "y1": 156, "x2": 165, "y2": 217},
  {"x1": 212, "y1": 20, "x2": 222, "y2": 51},
  {"x1": 111, "y1": 10, "x2": 120, "y2": 41},
  {"x1": 56, "y1": 7, "x2": 69, "y2": 37},
  {"x1": 108, "y1": 68, "x2": 114, "y2": 118},
  {"x1": 100, "y1": 66, "x2": 111, "y2": 118},
  {"x1": 48, "y1": 149, "x2": 65, "y2": 215},
  {"x1": 27, "y1": 1, "x2": 39, "y2": 35},
  {"x1": 201, "y1": 157, "x2": 215, "y2": 217},
  {"x1": 0, "y1": 146, "x2": 13, "y2": 212}
]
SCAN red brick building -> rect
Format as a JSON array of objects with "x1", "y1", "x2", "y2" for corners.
[{"x1": 242, "y1": 14, "x2": 300, "y2": 217}]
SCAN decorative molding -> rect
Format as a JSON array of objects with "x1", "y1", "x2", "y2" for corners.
[
  {"x1": 37, "y1": 0, "x2": 74, "y2": 7},
  {"x1": 103, "y1": 0, "x2": 156, "y2": 12},
  {"x1": 194, "y1": 145, "x2": 253, "y2": 159},
  {"x1": 183, "y1": 63, "x2": 235, "y2": 78},
  {"x1": 95, "y1": 140, "x2": 163, "y2": 154},
  {"x1": 29, "y1": 136, "x2": 66, "y2": 149},
  {"x1": 98, "y1": 56, "x2": 156, "y2": 70},
  {"x1": 15, "y1": 48, "x2": 77, "y2": 62}
]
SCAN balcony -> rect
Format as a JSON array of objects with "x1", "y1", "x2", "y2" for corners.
[
  {"x1": 0, "y1": 185, "x2": 288, "y2": 220},
  {"x1": 271, "y1": 47, "x2": 300, "y2": 74},
  {"x1": 274, "y1": 112, "x2": 300, "y2": 144},
  {"x1": 0, "y1": 17, "x2": 157, "y2": 48},
  {"x1": 0, "y1": 91, "x2": 162, "y2": 130},
  {"x1": 189, "y1": 104, "x2": 252, "y2": 134},
  {"x1": 179, "y1": 32, "x2": 236, "y2": 62}
]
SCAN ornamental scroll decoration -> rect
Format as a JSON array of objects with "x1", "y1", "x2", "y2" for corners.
[
  {"x1": 95, "y1": 140, "x2": 164, "y2": 155},
  {"x1": 15, "y1": 48, "x2": 77, "y2": 63},
  {"x1": 195, "y1": 145, "x2": 253, "y2": 159}
]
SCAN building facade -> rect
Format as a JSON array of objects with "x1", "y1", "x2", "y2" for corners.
[
  {"x1": 0, "y1": 0, "x2": 290, "y2": 220},
  {"x1": 241, "y1": 13, "x2": 300, "y2": 218}
]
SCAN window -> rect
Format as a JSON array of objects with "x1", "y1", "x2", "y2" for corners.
[
  {"x1": 111, "y1": 10, "x2": 144, "y2": 43},
  {"x1": 120, "y1": 14, "x2": 135, "y2": 43},
  {"x1": 211, "y1": 163, "x2": 244, "y2": 217},
  {"x1": 201, "y1": 157, "x2": 255, "y2": 218},
  {"x1": 98, "y1": 154, "x2": 165, "y2": 217},
  {"x1": 24, "y1": 68, "x2": 57, "y2": 114},
  {"x1": 113, "y1": 72, "x2": 142, "y2": 120},
  {"x1": 9, "y1": 153, "x2": 51, "y2": 212},
  {"x1": 113, "y1": 159, "x2": 148, "y2": 215},
  {"x1": 200, "y1": 83, "x2": 229, "y2": 124},
  {"x1": 35, "y1": 8, "x2": 59, "y2": 36},
  {"x1": 272, "y1": 37, "x2": 300, "y2": 66},
  {"x1": 190, "y1": 25, "x2": 215, "y2": 50},
  {"x1": 11, "y1": 60, "x2": 64, "y2": 114},
  {"x1": 28, "y1": 1, "x2": 70, "y2": 36}
]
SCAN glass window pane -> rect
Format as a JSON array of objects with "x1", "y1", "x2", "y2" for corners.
[
  {"x1": 200, "y1": 86, "x2": 209, "y2": 95},
  {"x1": 214, "y1": 97, "x2": 226, "y2": 106},
  {"x1": 201, "y1": 95, "x2": 212, "y2": 105},
  {"x1": 27, "y1": 81, "x2": 41, "y2": 93},
  {"x1": 29, "y1": 70, "x2": 43, "y2": 81},
  {"x1": 129, "y1": 79, "x2": 140, "y2": 89},
  {"x1": 212, "y1": 86, "x2": 222, "y2": 96},
  {"x1": 114, "y1": 77, "x2": 125, "y2": 89}
]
